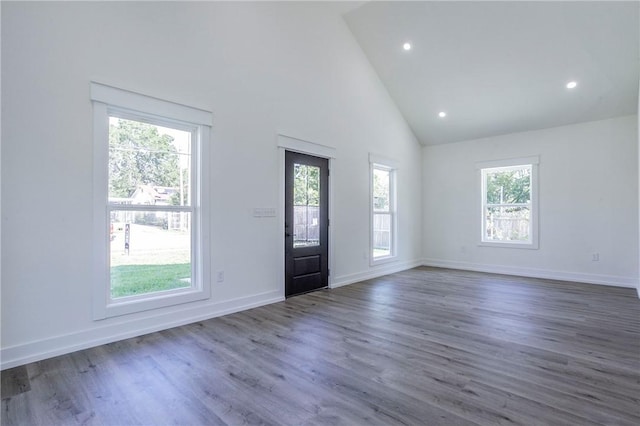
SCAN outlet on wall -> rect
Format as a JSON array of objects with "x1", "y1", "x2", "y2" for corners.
[
  {"x1": 216, "y1": 271, "x2": 225, "y2": 282},
  {"x1": 592, "y1": 253, "x2": 600, "y2": 261}
]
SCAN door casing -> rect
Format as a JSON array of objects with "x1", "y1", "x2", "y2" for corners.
[
  {"x1": 277, "y1": 134, "x2": 335, "y2": 297},
  {"x1": 284, "y1": 151, "x2": 328, "y2": 296}
]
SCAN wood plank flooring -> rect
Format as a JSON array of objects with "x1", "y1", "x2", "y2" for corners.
[{"x1": 2, "y1": 267, "x2": 639, "y2": 425}]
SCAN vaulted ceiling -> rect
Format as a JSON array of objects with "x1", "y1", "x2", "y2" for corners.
[{"x1": 344, "y1": 1, "x2": 639, "y2": 145}]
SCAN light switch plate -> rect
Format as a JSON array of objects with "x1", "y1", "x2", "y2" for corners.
[{"x1": 253, "y1": 208, "x2": 276, "y2": 217}]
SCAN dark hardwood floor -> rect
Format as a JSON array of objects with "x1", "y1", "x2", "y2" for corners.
[{"x1": 2, "y1": 267, "x2": 639, "y2": 425}]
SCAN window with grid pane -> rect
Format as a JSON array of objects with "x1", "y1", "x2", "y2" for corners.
[
  {"x1": 91, "y1": 83, "x2": 211, "y2": 319},
  {"x1": 479, "y1": 157, "x2": 539, "y2": 249},
  {"x1": 370, "y1": 157, "x2": 397, "y2": 263}
]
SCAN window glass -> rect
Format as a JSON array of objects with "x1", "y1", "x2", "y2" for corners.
[
  {"x1": 482, "y1": 164, "x2": 533, "y2": 244},
  {"x1": 373, "y1": 168, "x2": 390, "y2": 211},
  {"x1": 485, "y1": 166, "x2": 531, "y2": 205},
  {"x1": 372, "y1": 165, "x2": 394, "y2": 260},
  {"x1": 109, "y1": 117, "x2": 191, "y2": 206},
  {"x1": 293, "y1": 164, "x2": 320, "y2": 248},
  {"x1": 108, "y1": 118, "x2": 193, "y2": 299},
  {"x1": 110, "y1": 211, "x2": 191, "y2": 298}
]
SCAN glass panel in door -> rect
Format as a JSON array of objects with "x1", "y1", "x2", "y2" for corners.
[{"x1": 293, "y1": 164, "x2": 320, "y2": 248}]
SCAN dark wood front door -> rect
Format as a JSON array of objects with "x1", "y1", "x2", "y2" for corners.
[{"x1": 285, "y1": 151, "x2": 329, "y2": 297}]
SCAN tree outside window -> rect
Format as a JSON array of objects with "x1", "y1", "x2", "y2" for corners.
[{"x1": 482, "y1": 164, "x2": 533, "y2": 244}]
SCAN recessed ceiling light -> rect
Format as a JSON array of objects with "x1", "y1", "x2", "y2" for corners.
[
  {"x1": 566, "y1": 81, "x2": 578, "y2": 89},
  {"x1": 438, "y1": 111, "x2": 447, "y2": 118},
  {"x1": 403, "y1": 42, "x2": 412, "y2": 51}
]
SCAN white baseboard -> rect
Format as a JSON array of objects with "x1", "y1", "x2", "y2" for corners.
[
  {"x1": 6, "y1": 258, "x2": 633, "y2": 370},
  {"x1": 331, "y1": 259, "x2": 423, "y2": 289},
  {"x1": 1, "y1": 258, "x2": 421, "y2": 371},
  {"x1": 1, "y1": 290, "x2": 284, "y2": 371},
  {"x1": 422, "y1": 258, "x2": 639, "y2": 289}
]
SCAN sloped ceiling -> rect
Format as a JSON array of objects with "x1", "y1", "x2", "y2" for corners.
[{"x1": 344, "y1": 1, "x2": 639, "y2": 145}]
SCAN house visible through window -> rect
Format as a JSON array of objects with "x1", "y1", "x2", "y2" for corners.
[
  {"x1": 92, "y1": 83, "x2": 212, "y2": 319},
  {"x1": 479, "y1": 157, "x2": 539, "y2": 249},
  {"x1": 108, "y1": 116, "x2": 193, "y2": 299}
]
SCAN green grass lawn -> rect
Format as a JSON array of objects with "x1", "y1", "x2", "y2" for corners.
[
  {"x1": 111, "y1": 263, "x2": 191, "y2": 298},
  {"x1": 373, "y1": 248, "x2": 391, "y2": 258}
]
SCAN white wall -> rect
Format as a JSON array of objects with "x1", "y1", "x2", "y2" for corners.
[
  {"x1": 423, "y1": 116, "x2": 639, "y2": 287},
  {"x1": 0, "y1": 2, "x2": 423, "y2": 369}
]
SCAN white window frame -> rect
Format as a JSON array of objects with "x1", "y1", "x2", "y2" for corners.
[
  {"x1": 369, "y1": 154, "x2": 398, "y2": 265},
  {"x1": 477, "y1": 156, "x2": 539, "y2": 249},
  {"x1": 91, "y1": 82, "x2": 212, "y2": 319}
]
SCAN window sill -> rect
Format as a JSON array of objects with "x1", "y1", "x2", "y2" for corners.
[
  {"x1": 370, "y1": 255, "x2": 398, "y2": 266},
  {"x1": 95, "y1": 287, "x2": 210, "y2": 320},
  {"x1": 479, "y1": 241, "x2": 539, "y2": 250}
]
